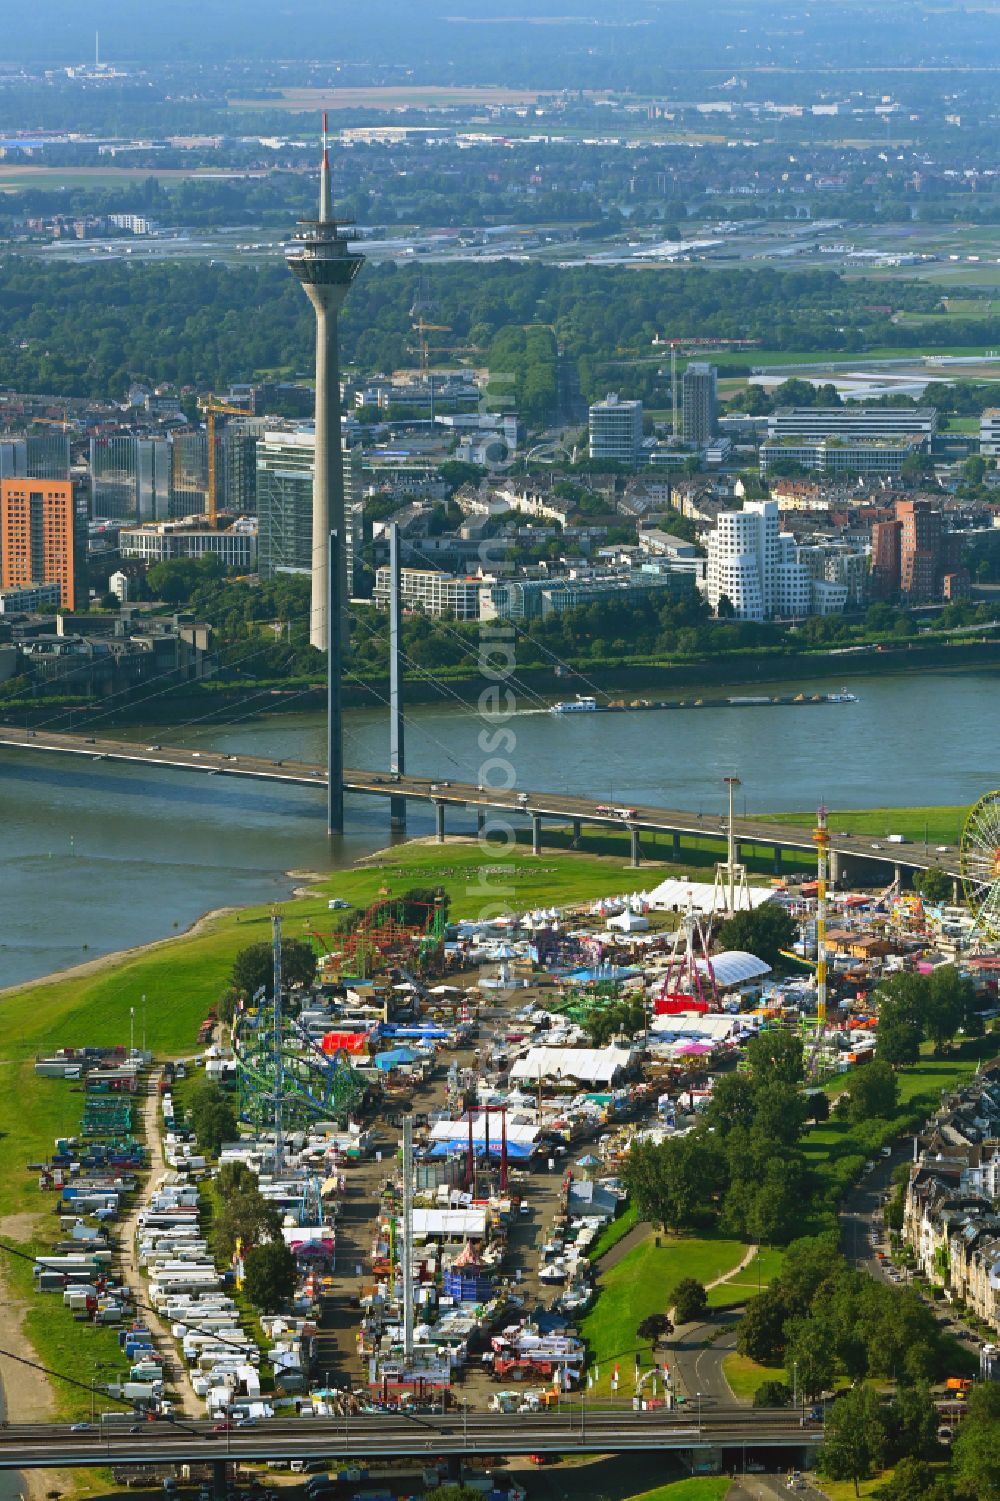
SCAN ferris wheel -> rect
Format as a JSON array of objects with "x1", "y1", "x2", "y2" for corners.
[{"x1": 960, "y1": 790, "x2": 1000, "y2": 942}]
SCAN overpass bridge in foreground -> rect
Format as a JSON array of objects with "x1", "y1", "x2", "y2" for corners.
[
  {"x1": 0, "y1": 1407, "x2": 822, "y2": 1470},
  {"x1": 0, "y1": 724, "x2": 960, "y2": 884}
]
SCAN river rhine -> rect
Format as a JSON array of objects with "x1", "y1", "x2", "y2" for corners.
[{"x1": 0, "y1": 665, "x2": 996, "y2": 990}]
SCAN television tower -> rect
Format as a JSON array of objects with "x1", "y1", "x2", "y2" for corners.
[{"x1": 286, "y1": 114, "x2": 362, "y2": 651}]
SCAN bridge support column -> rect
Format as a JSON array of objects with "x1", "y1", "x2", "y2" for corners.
[
  {"x1": 571, "y1": 819, "x2": 582, "y2": 849},
  {"x1": 435, "y1": 802, "x2": 445, "y2": 843},
  {"x1": 212, "y1": 1461, "x2": 227, "y2": 1501},
  {"x1": 672, "y1": 832, "x2": 681, "y2": 862},
  {"x1": 477, "y1": 806, "x2": 487, "y2": 835},
  {"x1": 894, "y1": 864, "x2": 902, "y2": 890},
  {"x1": 629, "y1": 828, "x2": 641, "y2": 868},
  {"x1": 953, "y1": 877, "x2": 960, "y2": 903},
  {"x1": 773, "y1": 845, "x2": 783, "y2": 875},
  {"x1": 531, "y1": 814, "x2": 542, "y2": 857},
  {"x1": 735, "y1": 841, "x2": 744, "y2": 864},
  {"x1": 390, "y1": 795, "x2": 407, "y2": 832},
  {"x1": 829, "y1": 850, "x2": 840, "y2": 887}
]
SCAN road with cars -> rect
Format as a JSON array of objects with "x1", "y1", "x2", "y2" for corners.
[
  {"x1": 0, "y1": 1407, "x2": 824, "y2": 1470},
  {"x1": 0, "y1": 724, "x2": 963, "y2": 877}
]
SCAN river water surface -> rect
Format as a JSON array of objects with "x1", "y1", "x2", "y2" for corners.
[{"x1": 0, "y1": 665, "x2": 996, "y2": 991}]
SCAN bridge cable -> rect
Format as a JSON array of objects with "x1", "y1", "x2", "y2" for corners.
[
  {"x1": 5, "y1": 613, "x2": 315, "y2": 739},
  {"x1": 392, "y1": 534, "x2": 611, "y2": 705}
]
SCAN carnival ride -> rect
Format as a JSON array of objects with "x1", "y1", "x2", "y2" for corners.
[
  {"x1": 653, "y1": 905, "x2": 719, "y2": 1013},
  {"x1": 311, "y1": 894, "x2": 447, "y2": 979},
  {"x1": 959, "y1": 794, "x2": 1000, "y2": 943},
  {"x1": 232, "y1": 917, "x2": 368, "y2": 1141},
  {"x1": 961, "y1": 791, "x2": 1000, "y2": 946},
  {"x1": 233, "y1": 1000, "x2": 367, "y2": 1130}
]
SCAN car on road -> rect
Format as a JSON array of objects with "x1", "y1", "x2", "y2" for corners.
[
  {"x1": 70, "y1": 1422, "x2": 94, "y2": 1432},
  {"x1": 146, "y1": 744, "x2": 161, "y2": 751},
  {"x1": 213, "y1": 1420, "x2": 234, "y2": 1432}
]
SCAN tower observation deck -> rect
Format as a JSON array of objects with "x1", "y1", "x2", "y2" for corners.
[{"x1": 286, "y1": 113, "x2": 363, "y2": 651}]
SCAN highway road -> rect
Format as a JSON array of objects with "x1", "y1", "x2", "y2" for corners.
[
  {"x1": 0, "y1": 1408, "x2": 822, "y2": 1470},
  {"x1": 0, "y1": 725, "x2": 961, "y2": 878}
]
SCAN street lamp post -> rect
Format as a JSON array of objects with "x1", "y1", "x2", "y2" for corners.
[
  {"x1": 697, "y1": 1390, "x2": 702, "y2": 1439},
  {"x1": 793, "y1": 1361, "x2": 798, "y2": 1410}
]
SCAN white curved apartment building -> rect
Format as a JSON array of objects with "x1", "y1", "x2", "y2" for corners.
[
  {"x1": 706, "y1": 499, "x2": 828, "y2": 621},
  {"x1": 706, "y1": 501, "x2": 780, "y2": 620}
]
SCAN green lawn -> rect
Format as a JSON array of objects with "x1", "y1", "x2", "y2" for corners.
[
  {"x1": 580, "y1": 1230, "x2": 745, "y2": 1396},
  {"x1": 706, "y1": 1246, "x2": 786, "y2": 1308},
  {"x1": 770, "y1": 804, "x2": 968, "y2": 849},
  {"x1": 591, "y1": 1203, "x2": 640, "y2": 1262},
  {"x1": 722, "y1": 1351, "x2": 787, "y2": 1402},
  {"x1": 628, "y1": 1482, "x2": 730, "y2": 1501},
  {"x1": 5, "y1": 1242, "x2": 132, "y2": 1422},
  {"x1": 819, "y1": 1473, "x2": 896, "y2": 1501}
]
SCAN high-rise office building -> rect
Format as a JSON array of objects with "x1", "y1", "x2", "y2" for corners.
[
  {"x1": 257, "y1": 428, "x2": 363, "y2": 589},
  {"x1": 588, "y1": 392, "x2": 643, "y2": 466},
  {"x1": 222, "y1": 419, "x2": 267, "y2": 515},
  {"x1": 168, "y1": 429, "x2": 208, "y2": 518},
  {"x1": 682, "y1": 362, "x2": 718, "y2": 444},
  {"x1": 89, "y1": 435, "x2": 170, "y2": 522},
  {"x1": 897, "y1": 498, "x2": 943, "y2": 600},
  {"x1": 286, "y1": 115, "x2": 362, "y2": 650},
  {"x1": 0, "y1": 477, "x2": 79, "y2": 609},
  {"x1": 870, "y1": 519, "x2": 903, "y2": 599},
  {"x1": 0, "y1": 433, "x2": 71, "y2": 482}
]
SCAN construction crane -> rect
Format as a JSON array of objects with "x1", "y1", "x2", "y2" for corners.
[
  {"x1": 199, "y1": 395, "x2": 253, "y2": 528},
  {"x1": 27, "y1": 413, "x2": 72, "y2": 431},
  {"x1": 407, "y1": 319, "x2": 451, "y2": 376}
]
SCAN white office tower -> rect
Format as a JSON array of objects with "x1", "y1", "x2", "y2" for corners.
[{"x1": 589, "y1": 392, "x2": 643, "y2": 466}]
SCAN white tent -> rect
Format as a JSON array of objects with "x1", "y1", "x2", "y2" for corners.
[
  {"x1": 411, "y1": 1208, "x2": 487, "y2": 1239},
  {"x1": 647, "y1": 878, "x2": 774, "y2": 915},
  {"x1": 698, "y1": 950, "x2": 771, "y2": 988},
  {"x1": 648, "y1": 1013, "x2": 743, "y2": 1042},
  {"x1": 606, "y1": 909, "x2": 649, "y2": 933},
  {"x1": 510, "y1": 1045, "x2": 637, "y2": 1087}
]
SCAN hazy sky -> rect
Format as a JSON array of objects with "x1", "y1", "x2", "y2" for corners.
[{"x1": 4, "y1": 2, "x2": 995, "y2": 75}]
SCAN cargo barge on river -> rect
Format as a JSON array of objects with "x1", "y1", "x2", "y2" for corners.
[{"x1": 549, "y1": 691, "x2": 859, "y2": 715}]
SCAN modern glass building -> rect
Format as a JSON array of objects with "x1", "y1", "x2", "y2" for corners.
[
  {"x1": 257, "y1": 428, "x2": 363, "y2": 587},
  {"x1": 89, "y1": 436, "x2": 170, "y2": 522}
]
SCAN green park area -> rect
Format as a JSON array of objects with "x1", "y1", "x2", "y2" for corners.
[
  {"x1": 706, "y1": 1246, "x2": 786, "y2": 1308},
  {"x1": 626, "y1": 1484, "x2": 730, "y2": 1501},
  {"x1": 771, "y1": 804, "x2": 968, "y2": 850},
  {"x1": 580, "y1": 1230, "x2": 746, "y2": 1396}
]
